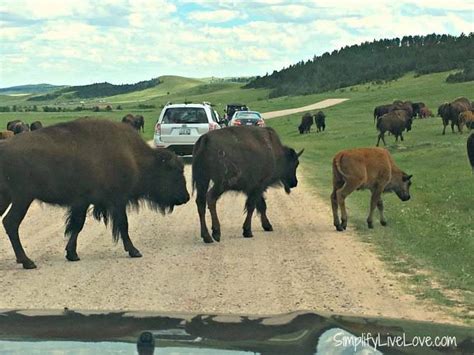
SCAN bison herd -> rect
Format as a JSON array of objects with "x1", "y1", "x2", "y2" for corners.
[
  {"x1": 0, "y1": 120, "x2": 43, "y2": 139},
  {"x1": 298, "y1": 111, "x2": 326, "y2": 134}
]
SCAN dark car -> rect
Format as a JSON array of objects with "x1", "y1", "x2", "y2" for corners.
[{"x1": 229, "y1": 110, "x2": 265, "y2": 127}]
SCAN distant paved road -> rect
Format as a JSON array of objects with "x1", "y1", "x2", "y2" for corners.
[{"x1": 261, "y1": 98, "x2": 349, "y2": 119}]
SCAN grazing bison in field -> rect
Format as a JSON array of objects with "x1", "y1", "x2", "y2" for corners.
[
  {"x1": 0, "y1": 130, "x2": 14, "y2": 140},
  {"x1": 331, "y1": 147, "x2": 412, "y2": 231},
  {"x1": 376, "y1": 110, "x2": 412, "y2": 146},
  {"x1": 298, "y1": 113, "x2": 313, "y2": 134},
  {"x1": 30, "y1": 121, "x2": 43, "y2": 131},
  {"x1": 192, "y1": 126, "x2": 303, "y2": 243},
  {"x1": 122, "y1": 114, "x2": 145, "y2": 132},
  {"x1": 439, "y1": 97, "x2": 471, "y2": 134},
  {"x1": 7, "y1": 120, "x2": 29, "y2": 134},
  {"x1": 373, "y1": 104, "x2": 393, "y2": 123},
  {"x1": 0, "y1": 119, "x2": 189, "y2": 269},
  {"x1": 468, "y1": 134, "x2": 474, "y2": 172},
  {"x1": 314, "y1": 111, "x2": 326, "y2": 132},
  {"x1": 459, "y1": 111, "x2": 474, "y2": 130},
  {"x1": 419, "y1": 107, "x2": 433, "y2": 118},
  {"x1": 412, "y1": 102, "x2": 426, "y2": 118}
]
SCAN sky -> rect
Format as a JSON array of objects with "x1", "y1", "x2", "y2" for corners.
[{"x1": 0, "y1": 0, "x2": 473, "y2": 87}]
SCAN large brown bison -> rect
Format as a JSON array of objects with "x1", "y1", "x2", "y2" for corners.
[
  {"x1": 376, "y1": 110, "x2": 412, "y2": 146},
  {"x1": 7, "y1": 120, "x2": 29, "y2": 134},
  {"x1": 192, "y1": 126, "x2": 303, "y2": 243},
  {"x1": 0, "y1": 119, "x2": 189, "y2": 269},
  {"x1": 438, "y1": 97, "x2": 471, "y2": 134},
  {"x1": 0, "y1": 130, "x2": 14, "y2": 140},
  {"x1": 314, "y1": 111, "x2": 326, "y2": 132},
  {"x1": 298, "y1": 113, "x2": 313, "y2": 134},
  {"x1": 331, "y1": 147, "x2": 412, "y2": 231},
  {"x1": 468, "y1": 133, "x2": 474, "y2": 172},
  {"x1": 373, "y1": 101, "x2": 414, "y2": 123},
  {"x1": 122, "y1": 114, "x2": 145, "y2": 132},
  {"x1": 419, "y1": 107, "x2": 433, "y2": 118}
]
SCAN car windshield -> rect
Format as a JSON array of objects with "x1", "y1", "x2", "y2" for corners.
[
  {"x1": 235, "y1": 112, "x2": 261, "y2": 119},
  {"x1": 162, "y1": 107, "x2": 208, "y2": 124}
]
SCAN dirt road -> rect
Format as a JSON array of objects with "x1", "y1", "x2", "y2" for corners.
[
  {"x1": 0, "y1": 166, "x2": 455, "y2": 324},
  {"x1": 261, "y1": 98, "x2": 348, "y2": 119}
]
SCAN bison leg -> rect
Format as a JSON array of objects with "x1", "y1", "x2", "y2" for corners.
[
  {"x1": 207, "y1": 185, "x2": 224, "y2": 242},
  {"x1": 195, "y1": 178, "x2": 213, "y2": 243},
  {"x1": 2, "y1": 198, "x2": 35, "y2": 269},
  {"x1": 442, "y1": 121, "x2": 448, "y2": 135},
  {"x1": 331, "y1": 188, "x2": 343, "y2": 231},
  {"x1": 65, "y1": 205, "x2": 89, "y2": 262},
  {"x1": 400, "y1": 132, "x2": 404, "y2": 141},
  {"x1": 451, "y1": 122, "x2": 455, "y2": 133},
  {"x1": 0, "y1": 191, "x2": 11, "y2": 217},
  {"x1": 376, "y1": 132, "x2": 386, "y2": 147},
  {"x1": 377, "y1": 199, "x2": 387, "y2": 226},
  {"x1": 243, "y1": 194, "x2": 258, "y2": 238},
  {"x1": 256, "y1": 195, "x2": 273, "y2": 232},
  {"x1": 367, "y1": 188, "x2": 383, "y2": 229},
  {"x1": 336, "y1": 183, "x2": 357, "y2": 230},
  {"x1": 111, "y1": 206, "x2": 142, "y2": 258}
]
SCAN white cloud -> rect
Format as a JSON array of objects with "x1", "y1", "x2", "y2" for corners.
[{"x1": 189, "y1": 9, "x2": 241, "y2": 23}]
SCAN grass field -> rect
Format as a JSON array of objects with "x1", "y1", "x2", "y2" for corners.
[{"x1": 0, "y1": 71, "x2": 473, "y2": 320}]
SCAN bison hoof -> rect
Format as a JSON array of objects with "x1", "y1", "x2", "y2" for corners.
[
  {"x1": 243, "y1": 229, "x2": 253, "y2": 238},
  {"x1": 367, "y1": 221, "x2": 374, "y2": 229},
  {"x1": 380, "y1": 220, "x2": 388, "y2": 226},
  {"x1": 262, "y1": 223, "x2": 273, "y2": 232},
  {"x1": 335, "y1": 224, "x2": 344, "y2": 232},
  {"x1": 22, "y1": 259, "x2": 37, "y2": 270},
  {"x1": 212, "y1": 230, "x2": 221, "y2": 242},
  {"x1": 128, "y1": 248, "x2": 142, "y2": 258},
  {"x1": 66, "y1": 252, "x2": 80, "y2": 262},
  {"x1": 202, "y1": 234, "x2": 214, "y2": 244}
]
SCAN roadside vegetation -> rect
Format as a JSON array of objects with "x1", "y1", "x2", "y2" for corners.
[{"x1": 0, "y1": 71, "x2": 472, "y2": 321}]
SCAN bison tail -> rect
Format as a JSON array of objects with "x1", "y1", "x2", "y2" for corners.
[
  {"x1": 192, "y1": 134, "x2": 209, "y2": 195},
  {"x1": 333, "y1": 154, "x2": 349, "y2": 181}
]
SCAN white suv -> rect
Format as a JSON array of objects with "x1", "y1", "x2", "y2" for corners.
[{"x1": 154, "y1": 103, "x2": 221, "y2": 156}]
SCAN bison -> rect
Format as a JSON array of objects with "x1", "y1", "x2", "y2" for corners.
[
  {"x1": 192, "y1": 126, "x2": 303, "y2": 243},
  {"x1": 298, "y1": 113, "x2": 313, "y2": 134},
  {"x1": 7, "y1": 120, "x2": 29, "y2": 134},
  {"x1": 331, "y1": 147, "x2": 412, "y2": 231},
  {"x1": 439, "y1": 97, "x2": 471, "y2": 134},
  {"x1": 0, "y1": 119, "x2": 189, "y2": 269},
  {"x1": 376, "y1": 110, "x2": 412, "y2": 146},
  {"x1": 30, "y1": 121, "x2": 43, "y2": 131},
  {"x1": 373, "y1": 104, "x2": 393, "y2": 123},
  {"x1": 459, "y1": 111, "x2": 474, "y2": 131},
  {"x1": 0, "y1": 131, "x2": 14, "y2": 140},
  {"x1": 468, "y1": 133, "x2": 474, "y2": 172},
  {"x1": 411, "y1": 102, "x2": 426, "y2": 118},
  {"x1": 419, "y1": 107, "x2": 433, "y2": 118},
  {"x1": 122, "y1": 114, "x2": 145, "y2": 132},
  {"x1": 314, "y1": 111, "x2": 326, "y2": 132}
]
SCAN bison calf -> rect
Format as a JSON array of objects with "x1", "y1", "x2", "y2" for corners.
[
  {"x1": 0, "y1": 130, "x2": 14, "y2": 140},
  {"x1": 193, "y1": 126, "x2": 302, "y2": 243},
  {"x1": 331, "y1": 147, "x2": 412, "y2": 231},
  {"x1": 0, "y1": 119, "x2": 189, "y2": 269}
]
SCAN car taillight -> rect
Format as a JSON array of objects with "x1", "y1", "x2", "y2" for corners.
[
  {"x1": 257, "y1": 120, "x2": 265, "y2": 127},
  {"x1": 233, "y1": 119, "x2": 242, "y2": 126},
  {"x1": 209, "y1": 122, "x2": 218, "y2": 131},
  {"x1": 155, "y1": 123, "x2": 161, "y2": 135}
]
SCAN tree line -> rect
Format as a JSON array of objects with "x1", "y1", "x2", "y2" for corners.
[
  {"x1": 245, "y1": 33, "x2": 474, "y2": 98},
  {"x1": 28, "y1": 78, "x2": 162, "y2": 101}
]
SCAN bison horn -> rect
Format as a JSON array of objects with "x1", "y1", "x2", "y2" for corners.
[{"x1": 297, "y1": 149, "x2": 304, "y2": 157}]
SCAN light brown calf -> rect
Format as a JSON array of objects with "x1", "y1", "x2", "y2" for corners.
[
  {"x1": 459, "y1": 111, "x2": 474, "y2": 131},
  {"x1": 0, "y1": 130, "x2": 14, "y2": 140},
  {"x1": 331, "y1": 147, "x2": 412, "y2": 231}
]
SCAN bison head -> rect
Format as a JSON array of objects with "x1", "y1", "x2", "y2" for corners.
[
  {"x1": 393, "y1": 173, "x2": 412, "y2": 202},
  {"x1": 146, "y1": 149, "x2": 190, "y2": 211},
  {"x1": 281, "y1": 147, "x2": 304, "y2": 193}
]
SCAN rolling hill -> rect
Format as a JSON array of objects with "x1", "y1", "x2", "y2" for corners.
[{"x1": 0, "y1": 84, "x2": 66, "y2": 95}]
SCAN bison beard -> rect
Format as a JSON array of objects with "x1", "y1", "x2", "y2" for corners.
[
  {"x1": 0, "y1": 119, "x2": 189, "y2": 269},
  {"x1": 192, "y1": 126, "x2": 302, "y2": 243}
]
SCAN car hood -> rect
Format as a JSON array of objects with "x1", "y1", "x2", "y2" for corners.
[{"x1": 0, "y1": 309, "x2": 472, "y2": 354}]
